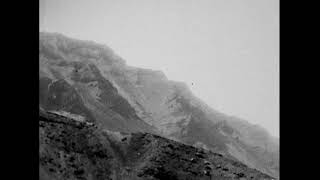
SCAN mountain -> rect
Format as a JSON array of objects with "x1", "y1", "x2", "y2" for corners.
[
  {"x1": 39, "y1": 110, "x2": 274, "y2": 180},
  {"x1": 39, "y1": 32, "x2": 279, "y2": 178}
]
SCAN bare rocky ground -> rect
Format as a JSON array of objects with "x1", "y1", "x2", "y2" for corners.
[{"x1": 39, "y1": 110, "x2": 274, "y2": 180}]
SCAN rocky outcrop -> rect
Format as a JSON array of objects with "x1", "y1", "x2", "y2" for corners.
[
  {"x1": 39, "y1": 110, "x2": 274, "y2": 180},
  {"x1": 39, "y1": 32, "x2": 279, "y2": 178}
]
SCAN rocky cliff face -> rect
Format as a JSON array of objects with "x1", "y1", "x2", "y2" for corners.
[
  {"x1": 39, "y1": 32, "x2": 279, "y2": 178},
  {"x1": 39, "y1": 110, "x2": 273, "y2": 180}
]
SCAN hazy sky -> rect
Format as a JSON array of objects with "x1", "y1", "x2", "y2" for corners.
[{"x1": 40, "y1": 0, "x2": 279, "y2": 137}]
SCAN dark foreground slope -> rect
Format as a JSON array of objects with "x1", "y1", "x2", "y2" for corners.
[{"x1": 39, "y1": 111, "x2": 274, "y2": 180}]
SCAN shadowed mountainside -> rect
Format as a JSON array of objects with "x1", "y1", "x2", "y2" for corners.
[{"x1": 39, "y1": 110, "x2": 274, "y2": 180}]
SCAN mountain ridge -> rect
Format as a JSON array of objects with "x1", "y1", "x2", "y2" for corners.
[{"x1": 39, "y1": 32, "x2": 279, "y2": 178}]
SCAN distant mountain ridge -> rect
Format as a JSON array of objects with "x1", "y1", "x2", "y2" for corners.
[{"x1": 39, "y1": 32, "x2": 279, "y2": 178}]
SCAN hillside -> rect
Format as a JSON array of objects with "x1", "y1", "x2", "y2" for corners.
[
  {"x1": 39, "y1": 32, "x2": 279, "y2": 178},
  {"x1": 39, "y1": 110, "x2": 274, "y2": 180}
]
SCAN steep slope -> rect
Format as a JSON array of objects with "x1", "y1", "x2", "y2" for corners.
[
  {"x1": 39, "y1": 110, "x2": 274, "y2": 180},
  {"x1": 39, "y1": 37, "x2": 156, "y2": 134},
  {"x1": 39, "y1": 32, "x2": 279, "y2": 178},
  {"x1": 221, "y1": 117, "x2": 279, "y2": 177}
]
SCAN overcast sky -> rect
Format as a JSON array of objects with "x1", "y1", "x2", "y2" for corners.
[{"x1": 40, "y1": 0, "x2": 279, "y2": 137}]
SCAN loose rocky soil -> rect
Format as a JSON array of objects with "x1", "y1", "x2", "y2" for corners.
[{"x1": 39, "y1": 110, "x2": 274, "y2": 180}]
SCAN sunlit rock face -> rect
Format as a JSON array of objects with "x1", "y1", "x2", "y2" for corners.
[{"x1": 39, "y1": 32, "x2": 279, "y2": 179}]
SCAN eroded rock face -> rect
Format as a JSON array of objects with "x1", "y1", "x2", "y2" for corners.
[
  {"x1": 39, "y1": 44, "x2": 156, "y2": 134},
  {"x1": 39, "y1": 111, "x2": 274, "y2": 180},
  {"x1": 39, "y1": 32, "x2": 279, "y2": 178}
]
